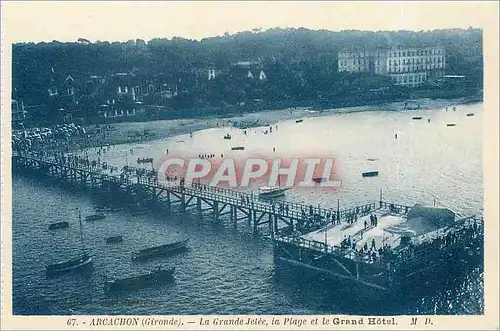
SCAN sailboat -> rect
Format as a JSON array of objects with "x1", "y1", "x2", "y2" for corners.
[
  {"x1": 45, "y1": 209, "x2": 92, "y2": 274},
  {"x1": 259, "y1": 175, "x2": 290, "y2": 199}
]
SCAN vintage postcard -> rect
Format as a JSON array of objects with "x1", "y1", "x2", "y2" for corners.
[{"x1": 1, "y1": 1, "x2": 499, "y2": 330}]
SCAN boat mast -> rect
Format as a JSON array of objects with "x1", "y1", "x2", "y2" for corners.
[{"x1": 78, "y1": 208, "x2": 86, "y2": 254}]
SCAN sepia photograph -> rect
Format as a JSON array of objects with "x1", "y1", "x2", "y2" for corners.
[{"x1": 1, "y1": 1, "x2": 498, "y2": 329}]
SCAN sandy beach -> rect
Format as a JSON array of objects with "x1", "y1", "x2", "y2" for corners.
[{"x1": 93, "y1": 96, "x2": 477, "y2": 147}]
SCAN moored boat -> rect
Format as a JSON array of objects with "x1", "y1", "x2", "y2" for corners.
[
  {"x1": 466, "y1": 113, "x2": 474, "y2": 117},
  {"x1": 132, "y1": 239, "x2": 189, "y2": 261},
  {"x1": 46, "y1": 253, "x2": 92, "y2": 273},
  {"x1": 447, "y1": 123, "x2": 456, "y2": 127},
  {"x1": 46, "y1": 210, "x2": 92, "y2": 274},
  {"x1": 295, "y1": 119, "x2": 304, "y2": 123},
  {"x1": 362, "y1": 171, "x2": 379, "y2": 178},
  {"x1": 106, "y1": 235, "x2": 123, "y2": 244},
  {"x1": 132, "y1": 210, "x2": 150, "y2": 216},
  {"x1": 48, "y1": 221, "x2": 69, "y2": 230},
  {"x1": 412, "y1": 116, "x2": 423, "y2": 120},
  {"x1": 85, "y1": 213, "x2": 106, "y2": 222},
  {"x1": 231, "y1": 146, "x2": 244, "y2": 151},
  {"x1": 259, "y1": 186, "x2": 290, "y2": 199},
  {"x1": 104, "y1": 266, "x2": 175, "y2": 293},
  {"x1": 95, "y1": 206, "x2": 112, "y2": 213}
]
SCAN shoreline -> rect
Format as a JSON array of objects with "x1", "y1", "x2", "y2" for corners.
[{"x1": 92, "y1": 96, "x2": 481, "y2": 148}]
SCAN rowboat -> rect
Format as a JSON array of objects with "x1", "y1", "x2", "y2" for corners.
[
  {"x1": 106, "y1": 236, "x2": 123, "y2": 244},
  {"x1": 95, "y1": 207, "x2": 112, "y2": 213},
  {"x1": 104, "y1": 266, "x2": 175, "y2": 293},
  {"x1": 85, "y1": 213, "x2": 106, "y2": 222},
  {"x1": 312, "y1": 177, "x2": 327, "y2": 183},
  {"x1": 131, "y1": 210, "x2": 150, "y2": 216},
  {"x1": 48, "y1": 221, "x2": 69, "y2": 230},
  {"x1": 447, "y1": 123, "x2": 456, "y2": 127},
  {"x1": 132, "y1": 239, "x2": 189, "y2": 261},
  {"x1": 362, "y1": 171, "x2": 379, "y2": 178}
]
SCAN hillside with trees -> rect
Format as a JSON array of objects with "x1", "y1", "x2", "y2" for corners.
[{"x1": 12, "y1": 27, "x2": 483, "y2": 123}]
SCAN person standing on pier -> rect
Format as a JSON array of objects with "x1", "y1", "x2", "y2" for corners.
[{"x1": 371, "y1": 238, "x2": 376, "y2": 249}]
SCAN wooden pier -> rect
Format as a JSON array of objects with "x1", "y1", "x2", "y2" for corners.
[
  {"x1": 13, "y1": 152, "x2": 484, "y2": 293},
  {"x1": 12, "y1": 153, "x2": 376, "y2": 237}
]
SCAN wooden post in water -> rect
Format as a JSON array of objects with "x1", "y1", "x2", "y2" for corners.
[
  {"x1": 232, "y1": 206, "x2": 237, "y2": 230},
  {"x1": 213, "y1": 201, "x2": 219, "y2": 220},
  {"x1": 273, "y1": 214, "x2": 278, "y2": 238},
  {"x1": 166, "y1": 190, "x2": 171, "y2": 210},
  {"x1": 230, "y1": 205, "x2": 235, "y2": 224},
  {"x1": 181, "y1": 191, "x2": 186, "y2": 211},
  {"x1": 197, "y1": 197, "x2": 202, "y2": 213},
  {"x1": 268, "y1": 214, "x2": 273, "y2": 238},
  {"x1": 337, "y1": 199, "x2": 340, "y2": 222}
]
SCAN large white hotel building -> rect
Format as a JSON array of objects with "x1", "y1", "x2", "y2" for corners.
[{"x1": 337, "y1": 47, "x2": 445, "y2": 87}]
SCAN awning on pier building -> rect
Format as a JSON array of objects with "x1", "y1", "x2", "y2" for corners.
[{"x1": 406, "y1": 204, "x2": 456, "y2": 231}]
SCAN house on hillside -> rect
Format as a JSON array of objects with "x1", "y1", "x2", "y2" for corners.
[{"x1": 232, "y1": 61, "x2": 267, "y2": 81}]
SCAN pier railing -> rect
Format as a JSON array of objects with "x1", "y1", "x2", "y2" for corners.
[{"x1": 275, "y1": 234, "x2": 381, "y2": 264}]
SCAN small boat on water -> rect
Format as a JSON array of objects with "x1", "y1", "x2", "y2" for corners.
[
  {"x1": 106, "y1": 236, "x2": 123, "y2": 244},
  {"x1": 95, "y1": 207, "x2": 112, "y2": 213},
  {"x1": 46, "y1": 253, "x2": 92, "y2": 274},
  {"x1": 231, "y1": 146, "x2": 244, "y2": 151},
  {"x1": 48, "y1": 221, "x2": 69, "y2": 230},
  {"x1": 132, "y1": 210, "x2": 150, "y2": 216},
  {"x1": 362, "y1": 171, "x2": 379, "y2": 178},
  {"x1": 223, "y1": 134, "x2": 232, "y2": 140},
  {"x1": 412, "y1": 116, "x2": 423, "y2": 120},
  {"x1": 137, "y1": 157, "x2": 154, "y2": 164},
  {"x1": 132, "y1": 239, "x2": 189, "y2": 261},
  {"x1": 466, "y1": 113, "x2": 474, "y2": 117},
  {"x1": 259, "y1": 186, "x2": 290, "y2": 198},
  {"x1": 104, "y1": 266, "x2": 175, "y2": 293},
  {"x1": 46, "y1": 210, "x2": 92, "y2": 274},
  {"x1": 367, "y1": 158, "x2": 377, "y2": 161},
  {"x1": 312, "y1": 177, "x2": 327, "y2": 183},
  {"x1": 447, "y1": 123, "x2": 457, "y2": 127},
  {"x1": 295, "y1": 119, "x2": 304, "y2": 123},
  {"x1": 85, "y1": 213, "x2": 106, "y2": 222}
]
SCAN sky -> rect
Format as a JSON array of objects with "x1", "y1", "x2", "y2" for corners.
[{"x1": 1, "y1": 1, "x2": 497, "y2": 43}]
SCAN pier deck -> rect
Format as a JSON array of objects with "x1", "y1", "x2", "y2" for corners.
[
  {"x1": 12, "y1": 152, "x2": 484, "y2": 292},
  {"x1": 12, "y1": 153, "x2": 377, "y2": 237}
]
